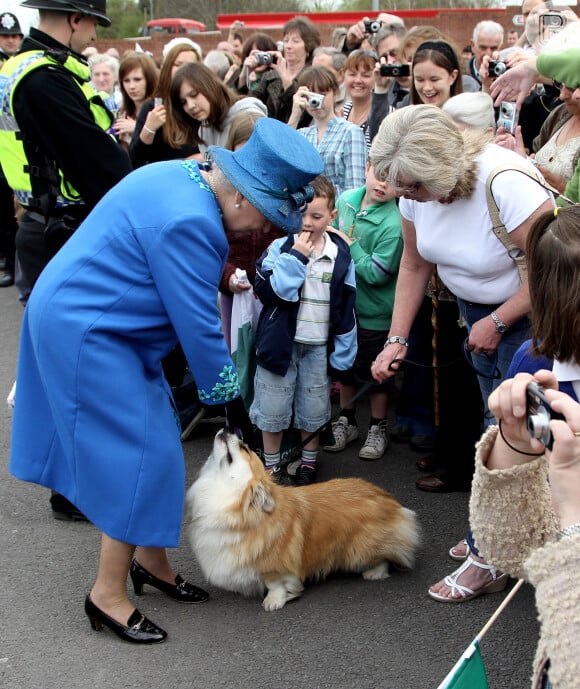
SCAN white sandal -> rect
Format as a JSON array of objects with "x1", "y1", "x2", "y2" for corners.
[
  {"x1": 448, "y1": 538, "x2": 470, "y2": 561},
  {"x1": 428, "y1": 555, "x2": 509, "y2": 603}
]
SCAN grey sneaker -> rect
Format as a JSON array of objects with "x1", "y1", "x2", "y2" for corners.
[
  {"x1": 359, "y1": 421, "x2": 388, "y2": 460},
  {"x1": 323, "y1": 416, "x2": 359, "y2": 452}
]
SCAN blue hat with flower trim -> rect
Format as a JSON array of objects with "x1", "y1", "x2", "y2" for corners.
[{"x1": 208, "y1": 118, "x2": 324, "y2": 233}]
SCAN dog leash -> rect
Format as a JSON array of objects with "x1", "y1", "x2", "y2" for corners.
[{"x1": 272, "y1": 380, "x2": 375, "y2": 472}]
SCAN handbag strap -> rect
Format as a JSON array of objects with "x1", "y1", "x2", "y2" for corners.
[{"x1": 485, "y1": 163, "x2": 570, "y2": 284}]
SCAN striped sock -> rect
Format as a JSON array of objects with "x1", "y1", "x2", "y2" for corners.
[
  {"x1": 300, "y1": 449, "x2": 318, "y2": 469},
  {"x1": 264, "y1": 452, "x2": 280, "y2": 469}
]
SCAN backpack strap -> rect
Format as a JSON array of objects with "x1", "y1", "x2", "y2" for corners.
[{"x1": 485, "y1": 164, "x2": 567, "y2": 284}]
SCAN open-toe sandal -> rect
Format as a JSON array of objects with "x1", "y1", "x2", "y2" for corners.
[
  {"x1": 448, "y1": 538, "x2": 470, "y2": 562},
  {"x1": 428, "y1": 555, "x2": 509, "y2": 603}
]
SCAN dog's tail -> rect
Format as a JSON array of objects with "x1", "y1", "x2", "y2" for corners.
[{"x1": 389, "y1": 507, "x2": 421, "y2": 569}]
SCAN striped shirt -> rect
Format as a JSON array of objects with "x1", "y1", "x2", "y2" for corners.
[{"x1": 295, "y1": 233, "x2": 338, "y2": 345}]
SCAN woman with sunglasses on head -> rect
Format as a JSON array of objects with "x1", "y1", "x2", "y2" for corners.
[{"x1": 370, "y1": 105, "x2": 554, "y2": 602}]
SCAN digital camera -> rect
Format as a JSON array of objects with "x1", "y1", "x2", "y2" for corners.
[
  {"x1": 539, "y1": 11, "x2": 566, "y2": 43},
  {"x1": 254, "y1": 51, "x2": 275, "y2": 66},
  {"x1": 497, "y1": 101, "x2": 519, "y2": 135},
  {"x1": 526, "y1": 382, "x2": 565, "y2": 451},
  {"x1": 488, "y1": 60, "x2": 507, "y2": 77},
  {"x1": 306, "y1": 92, "x2": 324, "y2": 109},
  {"x1": 364, "y1": 19, "x2": 382, "y2": 34},
  {"x1": 380, "y1": 63, "x2": 410, "y2": 78}
]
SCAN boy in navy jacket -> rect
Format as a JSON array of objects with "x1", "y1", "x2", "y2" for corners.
[{"x1": 250, "y1": 175, "x2": 357, "y2": 485}]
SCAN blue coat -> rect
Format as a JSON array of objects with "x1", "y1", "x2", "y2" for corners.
[{"x1": 10, "y1": 160, "x2": 240, "y2": 547}]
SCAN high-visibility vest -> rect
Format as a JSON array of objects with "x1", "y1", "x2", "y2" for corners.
[{"x1": 0, "y1": 49, "x2": 113, "y2": 208}]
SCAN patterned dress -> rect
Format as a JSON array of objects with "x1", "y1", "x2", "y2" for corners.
[{"x1": 10, "y1": 160, "x2": 240, "y2": 546}]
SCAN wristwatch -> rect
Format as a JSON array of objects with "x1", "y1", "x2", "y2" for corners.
[
  {"x1": 384, "y1": 336, "x2": 408, "y2": 347},
  {"x1": 490, "y1": 311, "x2": 508, "y2": 334}
]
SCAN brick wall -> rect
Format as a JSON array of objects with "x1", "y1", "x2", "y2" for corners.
[{"x1": 95, "y1": 8, "x2": 521, "y2": 64}]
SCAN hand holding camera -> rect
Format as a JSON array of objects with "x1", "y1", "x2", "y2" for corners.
[{"x1": 488, "y1": 371, "x2": 580, "y2": 462}]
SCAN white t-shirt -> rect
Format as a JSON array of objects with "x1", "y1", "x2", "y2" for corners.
[
  {"x1": 553, "y1": 359, "x2": 580, "y2": 401},
  {"x1": 399, "y1": 144, "x2": 553, "y2": 304}
]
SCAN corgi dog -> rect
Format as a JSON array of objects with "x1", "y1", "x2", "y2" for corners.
[{"x1": 187, "y1": 430, "x2": 420, "y2": 611}]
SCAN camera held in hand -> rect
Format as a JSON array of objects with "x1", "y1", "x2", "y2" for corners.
[
  {"x1": 254, "y1": 51, "x2": 276, "y2": 66},
  {"x1": 306, "y1": 92, "x2": 325, "y2": 109},
  {"x1": 526, "y1": 382, "x2": 565, "y2": 451},
  {"x1": 364, "y1": 18, "x2": 382, "y2": 34},
  {"x1": 488, "y1": 60, "x2": 507, "y2": 77},
  {"x1": 380, "y1": 63, "x2": 410, "y2": 78},
  {"x1": 497, "y1": 101, "x2": 519, "y2": 135}
]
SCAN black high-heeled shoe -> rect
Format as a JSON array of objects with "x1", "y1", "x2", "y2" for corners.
[
  {"x1": 84, "y1": 595, "x2": 167, "y2": 644},
  {"x1": 129, "y1": 559, "x2": 210, "y2": 603}
]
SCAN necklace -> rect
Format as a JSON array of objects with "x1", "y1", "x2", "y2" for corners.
[{"x1": 207, "y1": 173, "x2": 218, "y2": 199}]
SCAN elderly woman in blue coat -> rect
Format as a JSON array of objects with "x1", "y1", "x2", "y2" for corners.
[{"x1": 9, "y1": 118, "x2": 323, "y2": 645}]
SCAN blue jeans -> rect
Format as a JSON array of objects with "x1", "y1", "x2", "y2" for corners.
[
  {"x1": 456, "y1": 298, "x2": 530, "y2": 427},
  {"x1": 250, "y1": 342, "x2": 330, "y2": 433}
]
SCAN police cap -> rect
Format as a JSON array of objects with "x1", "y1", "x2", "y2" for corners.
[
  {"x1": 20, "y1": 0, "x2": 111, "y2": 27},
  {"x1": 0, "y1": 12, "x2": 24, "y2": 35}
]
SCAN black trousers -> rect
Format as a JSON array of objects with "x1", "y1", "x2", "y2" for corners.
[{"x1": 0, "y1": 174, "x2": 17, "y2": 274}]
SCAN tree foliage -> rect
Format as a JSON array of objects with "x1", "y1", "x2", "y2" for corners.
[{"x1": 96, "y1": 0, "x2": 146, "y2": 38}]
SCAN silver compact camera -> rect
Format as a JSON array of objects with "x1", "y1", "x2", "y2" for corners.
[
  {"x1": 526, "y1": 382, "x2": 565, "y2": 451},
  {"x1": 254, "y1": 51, "x2": 275, "y2": 66},
  {"x1": 497, "y1": 101, "x2": 519, "y2": 134},
  {"x1": 307, "y1": 92, "x2": 324, "y2": 109}
]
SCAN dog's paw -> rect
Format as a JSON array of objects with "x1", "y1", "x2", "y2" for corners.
[
  {"x1": 262, "y1": 591, "x2": 289, "y2": 611},
  {"x1": 362, "y1": 562, "x2": 390, "y2": 580}
]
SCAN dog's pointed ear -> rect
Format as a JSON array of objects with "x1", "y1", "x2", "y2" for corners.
[{"x1": 250, "y1": 483, "x2": 275, "y2": 513}]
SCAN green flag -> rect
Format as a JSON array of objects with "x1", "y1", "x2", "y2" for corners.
[{"x1": 437, "y1": 640, "x2": 488, "y2": 689}]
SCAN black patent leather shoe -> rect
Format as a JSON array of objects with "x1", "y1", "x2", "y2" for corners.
[
  {"x1": 84, "y1": 595, "x2": 167, "y2": 644},
  {"x1": 130, "y1": 560, "x2": 210, "y2": 603}
]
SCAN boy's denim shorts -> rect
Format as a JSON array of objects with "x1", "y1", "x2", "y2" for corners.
[{"x1": 250, "y1": 342, "x2": 330, "y2": 433}]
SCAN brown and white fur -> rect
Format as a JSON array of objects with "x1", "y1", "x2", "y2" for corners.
[{"x1": 186, "y1": 430, "x2": 420, "y2": 611}]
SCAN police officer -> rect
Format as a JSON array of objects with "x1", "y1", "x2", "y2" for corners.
[
  {"x1": 0, "y1": 0, "x2": 131, "y2": 519},
  {"x1": 0, "y1": 12, "x2": 23, "y2": 61},
  {"x1": 0, "y1": 11, "x2": 24, "y2": 287}
]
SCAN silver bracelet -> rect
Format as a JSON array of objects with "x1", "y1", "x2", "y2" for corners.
[
  {"x1": 143, "y1": 125, "x2": 156, "y2": 135},
  {"x1": 558, "y1": 523, "x2": 580, "y2": 539}
]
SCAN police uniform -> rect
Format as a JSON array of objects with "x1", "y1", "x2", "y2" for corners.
[
  {"x1": 0, "y1": 12, "x2": 23, "y2": 287},
  {"x1": 0, "y1": 24, "x2": 131, "y2": 287}
]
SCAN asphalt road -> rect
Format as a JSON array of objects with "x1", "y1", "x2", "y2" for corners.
[{"x1": 0, "y1": 283, "x2": 539, "y2": 689}]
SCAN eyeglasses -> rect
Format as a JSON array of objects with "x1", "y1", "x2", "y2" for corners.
[{"x1": 392, "y1": 180, "x2": 422, "y2": 195}]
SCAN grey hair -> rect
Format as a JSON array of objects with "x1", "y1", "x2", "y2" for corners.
[
  {"x1": 204, "y1": 50, "x2": 230, "y2": 81},
  {"x1": 369, "y1": 105, "x2": 484, "y2": 200},
  {"x1": 312, "y1": 46, "x2": 346, "y2": 71},
  {"x1": 88, "y1": 53, "x2": 119, "y2": 80},
  {"x1": 372, "y1": 22, "x2": 406, "y2": 49},
  {"x1": 472, "y1": 20, "x2": 504, "y2": 46},
  {"x1": 442, "y1": 92, "x2": 496, "y2": 133}
]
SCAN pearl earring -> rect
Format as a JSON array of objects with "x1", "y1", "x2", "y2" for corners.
[{"x1": 234, "y1": 203, "x2": 241, "y2": 209}]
